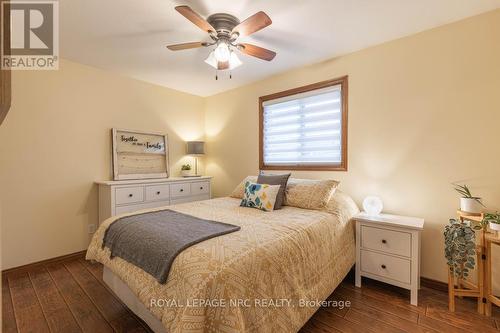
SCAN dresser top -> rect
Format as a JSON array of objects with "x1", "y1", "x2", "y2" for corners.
[
  {"x1": 96, "y1": 176, "x2": 212, "y2": 186},
  {"x1": 354, "y1": 212, "x2": 424, "y2": 230}
]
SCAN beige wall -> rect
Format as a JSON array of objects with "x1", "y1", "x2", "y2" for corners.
[
  {"x1": 0, "y1": 59, "x2": 204, "y2": 269},
  {"x1": 205, "y1": 10, "x2": 500, "y2": 285},
  {"x1": 1, "y1": 10, "x2": 499, "y2": 287}
]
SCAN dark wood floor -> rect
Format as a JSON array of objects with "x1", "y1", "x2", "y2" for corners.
[{"x1": 2, "y1": 257, "x2": 499, "y2": 333}]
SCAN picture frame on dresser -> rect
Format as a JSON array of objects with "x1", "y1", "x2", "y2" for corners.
[{"x1": 112, "y1": 128, "x2": 169, "y2": 180}]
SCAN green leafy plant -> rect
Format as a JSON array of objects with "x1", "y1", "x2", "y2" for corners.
[
  {"x1": 181, "y1": 164, "x2": 191, "y2": 171},
  {"x1": 453, "y1": 184, "x2": 484, "y2": 207},
  {"x1": 483, "y1": 212, "x2": 500, "y2": 226},
  {"x1": 444, "y1": 218, "x2": 476, "y2": 278}
]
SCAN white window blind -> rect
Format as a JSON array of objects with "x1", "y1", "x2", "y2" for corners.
[{"x1": 262, "y1": 85, "x2": 343, "y2": 166}]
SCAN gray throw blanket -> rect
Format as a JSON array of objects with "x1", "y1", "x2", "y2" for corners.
[{"x1": 102, "y1": 209, "x2": 240, "y2": 284}]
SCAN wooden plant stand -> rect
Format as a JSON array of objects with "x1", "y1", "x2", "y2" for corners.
[
  {"x1": 448, "y1": 210, "x2": 485, "y2": 314},
  {"x1": 485, "y1": 230, "x2": 500, "y2": 316}
]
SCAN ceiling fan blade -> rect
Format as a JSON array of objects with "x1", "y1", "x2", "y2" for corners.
[
  {"x1": 232, "y1": 11, "x2": 272, "y2": 38},
  {"x1": 238, "y1": 43, "x2": 276, "y2": 61},
  {"x1": 166, "y1": 42, "x2": 206, "y2": 51},
  {"x1": 175, "y1": 6, "x2": 216, "y2": 33}
]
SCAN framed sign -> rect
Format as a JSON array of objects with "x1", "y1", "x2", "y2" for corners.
[{"x1": 112, "y1": 128, "x2": 169, "y2": 180}]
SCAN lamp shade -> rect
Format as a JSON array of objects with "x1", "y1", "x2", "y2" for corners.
[{"x1": 186, "y1": 141, "x2": 205, "y2": 155}]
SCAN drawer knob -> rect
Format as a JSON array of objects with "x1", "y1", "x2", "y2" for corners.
[
  {"x1": 180, "y1": 189, "x2": 184, "y2": 192},
  {"x1": 381, "y1": 239, "x2": 387, "y2": 244},
  {"x1": 200, "y1": 187, "x2": 203, "y2": 190},
  {"x1": 381, "y1": 264, "x2": 386, "y2": 269},
  {"x1": 128, "y1": 194, "x2": 133, "y2": 197},
  {"x1": 157, "y1": 191, "x2": 161, "y2": 195}
]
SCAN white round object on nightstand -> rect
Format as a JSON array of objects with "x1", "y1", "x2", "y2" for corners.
[{"x1": 363, "y1": 196, "x2": 383, "y2": 215}]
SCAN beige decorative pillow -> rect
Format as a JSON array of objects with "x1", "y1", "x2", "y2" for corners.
[
  {"x1": 323, "y1": 190, "x2": 360, "y2": 221},
  {"x1": 284, "y1": 178, "x2": 339, "y2": 210},
  {"x1": 230, "y1": 176, "x2": 258, "y2": 199}
]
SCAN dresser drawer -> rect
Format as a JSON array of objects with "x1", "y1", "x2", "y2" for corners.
[
  {"x1": 170, "y1": 195, "x2": 205, "y2": 205},
  {"x1": 361, "y1": 225, "x2": 411, "y2": 257},
  {"x1": 145, "y1": 184, "x2": 170, "y2": 201},
  {"x1": 361, "y1": 250, "x2": 411, "y2": 284},
  {"x1": 170, "y1": 183, "x2": 191, "y2": 198},
  {"x1": 115, "y1": 186, "x2": 144, "y2": 205},
  {"x1": 115, "y1": 200, "x2": 170, "y2": 216},
  {"x1": 191, "y1": 181, "x2": 209, "y2": 196}
]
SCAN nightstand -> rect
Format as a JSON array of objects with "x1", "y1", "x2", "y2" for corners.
[{"x1": 354, "y1": 212, "x2": 424, "y2": 305}]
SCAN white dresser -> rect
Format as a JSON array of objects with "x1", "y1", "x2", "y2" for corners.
[
  {"x1": 96, "y1": 176, "x2": 212, "y2": 224},
  {"x1": 354, "y1": 212, "x2": 424, "y2": 305}
]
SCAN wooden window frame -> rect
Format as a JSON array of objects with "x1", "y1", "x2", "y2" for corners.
[{"x1": 259, "y1": 76, "x2": 348, "y2": 171}]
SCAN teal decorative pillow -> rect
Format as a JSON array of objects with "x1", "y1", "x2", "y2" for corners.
[{"x1": 240, "y1": 181, "x2": 281, "y2": 212}]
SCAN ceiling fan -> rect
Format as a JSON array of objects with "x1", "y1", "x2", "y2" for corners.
[{"x1": 167, "y1": 6, "x2": 276, "y2": 74}]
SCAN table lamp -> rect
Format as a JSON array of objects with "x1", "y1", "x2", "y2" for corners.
[
  {"x1": 186, "y1": 141, "x2": 204, "y2": 177},
  {"x1": 363, "y1": 196, "x2": 383, "y2": 216}
]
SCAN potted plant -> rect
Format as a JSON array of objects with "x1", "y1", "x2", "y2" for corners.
[
  {"x1": 454, "y1": 184, "x2": 484, "y2": 214},
  {"x1": 483, "y1": 212, "x2": 500, "y2": 231},
  {"x1": 444, "y1": 218, "x2": 476, "y2": 278},
  {"x1": 181, "y1": 164, "x2": 191, "y2": 177}
]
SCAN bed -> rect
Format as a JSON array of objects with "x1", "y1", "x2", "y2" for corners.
[{"x1": 86, "y1": 191, "x2": 358, "y2": 333}]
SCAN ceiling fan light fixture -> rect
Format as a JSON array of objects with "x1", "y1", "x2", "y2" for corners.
[
  {"x1": 229, "y1": 51, "x2": 242, "y2": 70},
  {"x1": 205, "y1": 49, "x2": 242, "y2": 71},
  {"x1": 204, "y1": 50, "x2": 217, "y2": 69},
  {"x1": 213, "y1": 41, "x2": 231, "y2": 62}
]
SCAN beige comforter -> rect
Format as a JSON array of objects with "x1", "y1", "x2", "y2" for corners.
[{"x1": 86, "y1": 197, "x2": 356, "y2": 333}]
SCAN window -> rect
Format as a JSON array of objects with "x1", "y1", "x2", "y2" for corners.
[{"x1": 259, "y1": 76, "x2": 348, "y2": 171}]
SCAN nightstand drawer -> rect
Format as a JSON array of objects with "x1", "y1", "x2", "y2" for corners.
[
  {"x1": 361, "y1": 225, "x2": 411, "y2": 257},
  {"x1": 115, "y1": 186, "x2": 144, "y2": 205},
  {"x1": 361, "y1": 250, "x2": 411, "y2": 284}
]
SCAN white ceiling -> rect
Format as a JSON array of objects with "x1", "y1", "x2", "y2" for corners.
[{"x1": 60, "y1": 0, "x2": 500, "y2": 97}]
